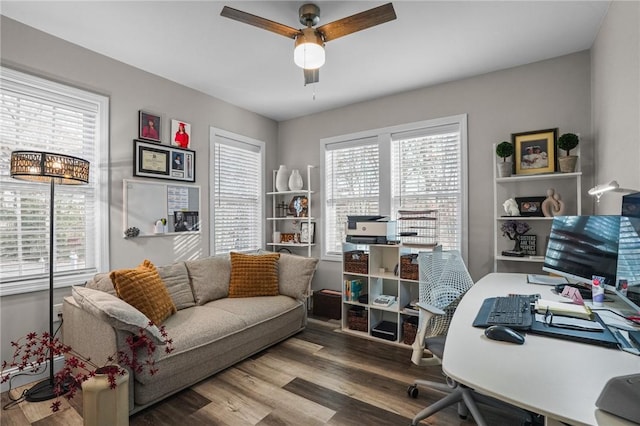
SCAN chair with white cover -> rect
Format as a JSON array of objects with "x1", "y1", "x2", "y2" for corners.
[{"x1": 408, "y1": 248, "x2": 535, "y2": 426}]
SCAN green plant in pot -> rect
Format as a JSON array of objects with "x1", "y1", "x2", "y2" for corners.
[
  {"x1": 557, "y1": 133, "x2": 579, "y2": 173},
  {"x1": 496, "y1": 141, "x2": 514, "y2": 177}
]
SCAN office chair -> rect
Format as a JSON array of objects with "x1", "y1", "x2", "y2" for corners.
[{"x1": 408, "y1": 249, "x2": 535, "y2": 426}]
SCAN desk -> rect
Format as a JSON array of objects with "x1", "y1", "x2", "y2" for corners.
[{"x1": 442, "y1": 273, "x2": 640, "y2": 426}]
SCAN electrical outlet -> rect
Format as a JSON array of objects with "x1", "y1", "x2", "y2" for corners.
[{"x1": 53, "y1": 303, "x2": 63, "y2": 321}]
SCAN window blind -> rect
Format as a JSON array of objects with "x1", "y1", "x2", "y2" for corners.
[
  {"x1": 212, "y1": 135, "x2": 263, "y2": 254},
  {"x1": 324, "y1": 138, "x2": 379, "y2": 255},
  {"x1": 0, "y1": 67, "x2": 108, "y2": 295},
  {"x1": 322, "y1": 115, "x2": 467, "y2": 260},
  {"x1": 391, "y1": 125, "x2": 462, "y2": 251}
]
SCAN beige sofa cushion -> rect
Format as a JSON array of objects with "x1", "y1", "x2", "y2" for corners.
[
  {"x1": 278, "y1": 253, "x2": 319, "y2": 300},
  {"x1": 185, "y1": 255, "x2": 230, "y2": 305},
  {"x1": 72, "y1": 286, "x2": 165, "y2": 344},
  {"x1": 156, "y1": 262, "x2": 195, "y2": 310},
  {"x1": 86, "y1": 263, "x2": 194, "y2": 311}
]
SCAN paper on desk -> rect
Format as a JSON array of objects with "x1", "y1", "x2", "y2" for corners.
[
  {"x1": 534, "y1": 314, "x2": 604, "y2": 331},
  {"x1": 527, "y1": 274, "x2": 569, "y2": 285},
  {"x1": 535, "y1": 299, "x2": 592, "y2": 320}
]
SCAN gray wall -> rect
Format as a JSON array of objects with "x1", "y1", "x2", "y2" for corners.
[
  {"x1": 2, "y1": 1, "x2": 639, "y2": 369},
  {"x1": 279, "y1": 52, "x2": 593, "y2": 289},
  {"x1": 0, "y1": 17, "x2": 278, "y2": 364},
  {"x1": 591, "y1": 1, "x2": 640, "y2": 214}
]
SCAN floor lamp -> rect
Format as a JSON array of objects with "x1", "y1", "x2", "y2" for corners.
[{"x1": 10, "y1": 150, "x2": 90, "y2": 402}]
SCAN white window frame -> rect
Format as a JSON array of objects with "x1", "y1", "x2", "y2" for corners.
[
  {"x1": 321, "y1": 114, "x2": 468, "y2": 262},
  {"x1": 209, "y1": 127, "x2": 265, "y2": 255},
  {"x1": 0, "y1": 67, "x2": 109, "y2": 296}
]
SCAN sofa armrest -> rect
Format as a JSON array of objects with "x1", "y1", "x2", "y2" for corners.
[{"x1": 62, "y1": 296, "x2": 118, "y2": 367}]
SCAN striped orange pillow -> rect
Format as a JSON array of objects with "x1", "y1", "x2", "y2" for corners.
[
  {"x1": 110, "y1": 259, "x2": 176, "y2": 324},
  {"x1": 228, "y1": 252, "x2": 280, "y2": 298}
]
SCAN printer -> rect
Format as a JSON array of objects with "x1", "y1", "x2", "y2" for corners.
[{"x1": 345, "y1": 215, "x2": 396, "y2": 244}]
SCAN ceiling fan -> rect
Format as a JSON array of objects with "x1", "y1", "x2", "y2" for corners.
[{"x1": 220, "y1": 3, "x2": 396, "y2": 85}]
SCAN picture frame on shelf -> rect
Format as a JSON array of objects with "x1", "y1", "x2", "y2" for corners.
[
  {"x1": 289, "y1": 195, "x2": 308, "y2": 217},
  {"x1": 170, "y1": 119, "x2": 191, "y2": 149},
  {"x1": 300, "y1": 222, "x2": 315, "y2": 244},
  {"x1": 134, "y1": 139, "x2": 196, "y2": 182},
  {"x1": 515, "y1": 196, "x2": 546, "y2": 217},
  {"x1": 139, "y1": 110, "x2": 161, "y2": 143},
  {"x1": 513, "y1": 128, "x2": 557, "y2": 175},
  {"x1": 518, "y1": 234, "x2": 537, "y2": 256}
]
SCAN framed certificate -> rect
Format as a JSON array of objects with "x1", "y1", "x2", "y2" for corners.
[{"x1": 134, "y1": 139, "x2": 195, "y2": 182}]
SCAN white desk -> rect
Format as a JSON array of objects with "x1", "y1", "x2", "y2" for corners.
[{"x1": 442, "y1": 273, "x2": 640, "y2": 426}]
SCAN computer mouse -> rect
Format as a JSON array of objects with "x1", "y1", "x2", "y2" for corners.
[{"x1": 484, "y1": 325, "x2": 525, "y2": 344}]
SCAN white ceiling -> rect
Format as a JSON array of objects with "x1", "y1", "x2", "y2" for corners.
[{"x1": 1, "y1": 1, "x2": 610, "y2": 122}]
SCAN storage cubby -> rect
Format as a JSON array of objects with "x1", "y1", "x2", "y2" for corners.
[{"x1": 341, "y1": 242, "x2": 430, "y2": 346}]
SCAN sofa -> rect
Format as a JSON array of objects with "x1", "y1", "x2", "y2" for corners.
[{"x1": 62, "y1": 251, "x2": 319, "y2": 414}]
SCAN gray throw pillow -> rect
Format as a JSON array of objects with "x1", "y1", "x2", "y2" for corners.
[
  {"x1": 184, "y1": 255, "x2": 230, "y2": 305},
  {"x1": 156, "y1": 262, "x2": 196, "y2": 310},
  {"x1": 278, "y1": 253, "x2": 319, "y2": 300}
]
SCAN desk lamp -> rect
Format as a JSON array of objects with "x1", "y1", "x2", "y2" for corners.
[{"x1": 10, "y1": 151, "x2": 90, "y2": 401}]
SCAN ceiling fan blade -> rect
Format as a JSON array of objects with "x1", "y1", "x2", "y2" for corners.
[
  {"x1": 317, "y1": 3, "x2": 396, "y2": 42},
  {"x1": 304, "y1": 68, "x2": 319, "y2": 85},
  {"x1": 220, "y1": 6, "x2": 301, "y2": 39}
]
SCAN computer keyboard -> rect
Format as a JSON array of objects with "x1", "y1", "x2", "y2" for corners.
[{"x1": 486, "y1": 295, "x2": 535, "y2": 327}]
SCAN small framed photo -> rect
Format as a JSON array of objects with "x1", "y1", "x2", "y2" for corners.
[
  {"x1": 134, "y1": 139, "x2": 195, "y2": 182},
  {"x1": 170, "y1": 119, "x2": 191, "y2": 149},
  {"x1": 300, "y1": 222, "x2": 315, "y2": 244},
  {"x1": 513, "y1": 128, "x2": 557, "y2": 175},
  {"x1": 518, "y1": 234, "x2": 537, "y2": 256},
  {"x1": 515, "y1": 196, "x2": 546, "y2": 217},
  {"x1": 139, "y1": 110, "x2": 161, "y2": 143}
]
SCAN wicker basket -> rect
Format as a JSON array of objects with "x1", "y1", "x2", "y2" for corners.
[
  {"x1": 400, "y1": 254, "x2": 419, "y2": 280},
  {"x1": 344, "y1": 250, "x2": 369, "y2": 274},
  {"x1": 347, "y1": 307, "x2": 368, "y2": 332},
  {"x1": 403, "y1": 317, "x2": 419, "y2": 345}
]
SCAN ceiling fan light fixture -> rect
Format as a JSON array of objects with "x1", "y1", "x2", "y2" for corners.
[{"x1": 294, "y1": 28, "x2": 325, "y2": 69}]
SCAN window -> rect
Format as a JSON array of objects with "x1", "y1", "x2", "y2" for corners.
[
  {"x1": 210, "y1": 128, "x2": 264, "y2": 254},
  {"x1": 322, "y1": 115, "x2": 468, "y2": 260},
  {"x1": 0, "y1": 67, "x2": 109, "y2": 295}
]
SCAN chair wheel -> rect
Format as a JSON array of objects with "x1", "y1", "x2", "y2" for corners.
[{"x1": 407, "y1": 385, "x2": 419, "y2": 398}]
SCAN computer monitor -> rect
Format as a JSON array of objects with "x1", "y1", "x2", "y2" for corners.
[
  {"x1": 615, "y1": 216, "x2": 640, "y2": 311},
  {"x1": 543, "y1": 215, "x2": 619, "y2": 287},
  {"x1": 622, "y1": 192, "x2": 640, "y2": 218},
  {"x1": 543, "y1": 215, "x2": 640, "y2": 312}
]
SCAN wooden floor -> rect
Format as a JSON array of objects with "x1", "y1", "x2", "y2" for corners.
[{"x1": 1, "y1": 318, "x2": 535, "y2": 425}]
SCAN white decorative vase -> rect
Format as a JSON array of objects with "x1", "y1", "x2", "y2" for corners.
[
  {"x1": 497, "y1": 162, "x2": 513, "y2": 178},
  {"x1": 288, "y1": 169, "x2": 303, "y2": 191},
  {"x1": 82, "y1": 367, "x2": 129, "y2": 426},
  {"x1": 275, "y1": 165, "x2": 288, "y2": 192}
]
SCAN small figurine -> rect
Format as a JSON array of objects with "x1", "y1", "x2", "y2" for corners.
[
  {"x1": 503, "y1": 198, "x2": 520, "y2": 216},
  {"x1": 542, "y1": 188, "x2": 566, "y2": 217}
]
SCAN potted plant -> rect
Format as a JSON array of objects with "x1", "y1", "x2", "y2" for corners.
[
  {"x1": 1, "y1": 322, "x2": 173, "y2": 420},
  {"x1": 496, "y1": 141, "x2": 514, "y2": 177},
  {"x1": 500, "y1": 220, "x2": 531, "y2": 256},
  {"x1": 557, "y1": 133, "x2": 579, "y2": 173}
]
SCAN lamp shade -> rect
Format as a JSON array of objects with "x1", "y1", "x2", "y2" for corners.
[
  {"x1": 294, "y1": 27, "x2": 325, "y2": 70},
  {"x1": 10, "y1": 151, "x2": 89, "y2": 185},
  {"x1": 588, "y1": 180, "x2": 619, "y2": 196}
]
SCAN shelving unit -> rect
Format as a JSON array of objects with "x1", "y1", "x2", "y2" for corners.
[
  {"x1": 341, "y1": 242, "x2": 433, "y2": 346},
  {"x1": 493, "y1": 146, "x2": 582, "y2": 273},
  {"x1": 266, "y1": 165, "x2": 315, "y2": 257}
]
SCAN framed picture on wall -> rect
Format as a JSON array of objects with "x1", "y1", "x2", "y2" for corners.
[
  {"x1": 134, "y1": 139, "x2": 195, "y2": 182},
  {"x1": 139, "y1": 110, "x2": 161, "y2": 143},
  {"x1": 170, "y1": 119, "x2": 191, "y2": 149}
]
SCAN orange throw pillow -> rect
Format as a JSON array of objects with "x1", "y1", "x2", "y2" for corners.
[
  {"x1": 228, "y1": 252, "x2": 280, "y2": 298},
  {"x1": 110, "y1": 259, "x2": 176, "y2": 324}
]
